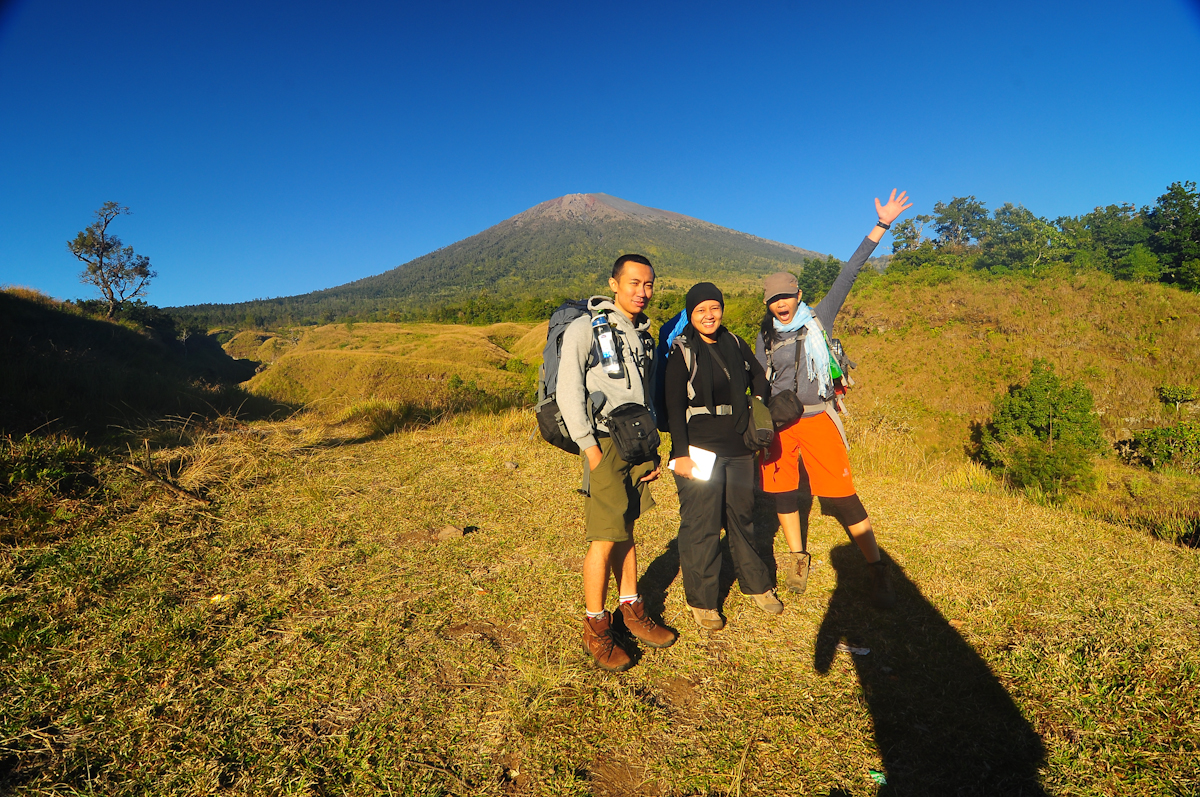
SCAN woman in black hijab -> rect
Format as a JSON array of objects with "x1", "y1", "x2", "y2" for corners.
[{"x1": 665, "y1": 282, "x2": 777, "y2": 631}]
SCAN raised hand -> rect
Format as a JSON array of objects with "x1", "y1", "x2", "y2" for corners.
[{"x1": 875, "y1": 189, "x2": 913, "y2": 226}]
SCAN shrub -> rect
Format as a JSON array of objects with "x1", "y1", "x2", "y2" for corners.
[
  {"x1": 1129, "y1": 421, "x2": 1200, "y2": 473},
  {"x1": 990, "y1": 434, "x2": 1098, "y2": 500},
  {"x1": 1156, "y1": 385, "x2": 1199, "y2": 412},
  {"x1": 977, "y1": 360, "x2": 1104, "y2": 501}
]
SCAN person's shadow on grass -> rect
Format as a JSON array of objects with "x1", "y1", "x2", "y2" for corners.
[
  {"x1": 815, "y1": 544, "x2": 1047, "y2": 796},
  {"x1": 638, "y1": 537, "x2": 680, "y2": 625}
]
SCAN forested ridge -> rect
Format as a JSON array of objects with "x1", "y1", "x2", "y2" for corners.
[{"x1": 889, "y1": 180, "x2": 1200, "y2": 285}]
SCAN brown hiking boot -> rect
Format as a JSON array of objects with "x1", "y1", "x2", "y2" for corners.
[
  {"x1": 582, "y1": 612, "x2": 633, "y2": 672},
  {"x1": 749, "y1": 590, "x2": 784, "y2": 615},
  {"x1": 871, "y1": 560, "x2": 896, "y2": 609},
  {"x1": 784, "y1": 551, "x2": 811, "y2": 594},
  {"x1": 689, "y1": 605, "x2": 725, "y2": 631},
  {"x1": 618, "y1": 598, "x2": 677, "y2": 648}
]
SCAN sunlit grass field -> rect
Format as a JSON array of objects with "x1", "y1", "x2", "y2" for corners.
[
  {"x1": 2, "y1": 406, "x2": 1197, "y2": 795},
  {"x1": 4, "y1": 276, "x2": 1200, "y2": 794}
]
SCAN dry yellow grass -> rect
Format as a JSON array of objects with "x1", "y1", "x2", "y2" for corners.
[
  {"x1": 234, "y1": 321, "x2": 538, "y2": 411},
  {"x1": 3, "y1": 406, "x2": 1197, "y2": 795},
  {"x1": 841, "y1": 272, "x2": 1200, "y2": 455}
]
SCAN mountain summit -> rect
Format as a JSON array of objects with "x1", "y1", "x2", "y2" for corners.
[
  {"x1": 174, "y1": 194, "x2": 826, "y2": 325},
  {"x1": 513, "y1": 193, "x2": 693, "y2": 225}
]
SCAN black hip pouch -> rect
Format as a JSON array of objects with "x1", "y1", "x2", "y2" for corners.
[
  {"x1": 604, "y1": 403, "x2": 661, "y2": 464},
  {"x1": 767, "y1": 389, "x2": 805, "y2": 429}
]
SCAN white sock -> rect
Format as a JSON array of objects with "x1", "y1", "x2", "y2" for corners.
[
  {"x1": 585, "y1": 609, "x2": 606, "y2": 619},
  {"x1": 618, "y1": 594, "x2": 639, "y2": 605}
]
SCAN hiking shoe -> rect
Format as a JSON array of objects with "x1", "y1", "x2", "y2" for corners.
[
  {"x1": 749, "y1": 590, "x2": 784, "y2": 615},
  {"x1": 784, "y1": 551, "x2": 811, "y2": 594},
  {"x1": 582, "y1": 612, "x2": 633, "y2": 672},
  {"x1": 871, "y1": 560, "x2": 896, "y2": 609},
  {"x1": 618, "y1": 599, "x2": 677, "y2": 648},
  {"x1": 689, "y1": 605, "x2": 725, "y2": 631}
]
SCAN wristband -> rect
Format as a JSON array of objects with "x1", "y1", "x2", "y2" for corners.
[{"x1": 875, "y1": 221, "x2": 890, "y2": 230}]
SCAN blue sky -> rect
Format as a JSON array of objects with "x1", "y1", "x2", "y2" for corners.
[{"x1": 2, "y1": 0, "x2": 1199, "y2": 307}]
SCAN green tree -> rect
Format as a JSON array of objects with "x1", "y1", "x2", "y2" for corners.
[
  {"x1": 978, "y1": 203, "x2": 1064, "y2": 272},
  {"x1": 891, "y1": 214, "x2": 933, "y2": 253},
  {"x1": 1155, "y1": 384, "x2": 1198, "y2": 413},
  {"x1": 1081, "y1": 202, "x2": 1148, "y2": 267},
  {"x1": 68, "y1": 202, "x2": 156, "y2": 318},
  {"x1": 796, "y1": 256, "x2": 842, "y2": 302},
  {"x1": 1114, "y1": 243, "x2": 1161, "y2": 283},
  {"x1": 932, "y1": 196, "x2": 990, "y2": 248},
  {"x1": 1144, "y1": 181, "x2": 1200, "y2": 289}
]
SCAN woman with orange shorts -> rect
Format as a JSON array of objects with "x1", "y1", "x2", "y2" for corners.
[{"x1": 755, "y1": 189, "x2": 911, "y2": 608}]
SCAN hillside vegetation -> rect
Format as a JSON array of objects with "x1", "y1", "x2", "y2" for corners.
[
  {"x1": 232, "y1": 321, "x2": 540, "y2": 417},
  {"x1": 224, "y1": 270, "x2": 1200, "y2": 545},
  {"x1": 0, "y1": 289, "x2": 280, "y2": 438}
]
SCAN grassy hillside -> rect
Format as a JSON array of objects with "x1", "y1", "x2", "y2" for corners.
[
  {"x1": 836, "y1": 271, "x2": 1200, "y2": 450},
  {"x1": 0, "y1": 289, "x2": 281, "y2": 438},
  {"x1": 224, "y1": 271, "x2": 1200, "y2": 543},
  {"x1": 237, "y1": 272, "x2": 1200, "y2": 451},
  {"x1": 235, "y1": 322, "x2": 539, "y2": 415},
  {"x1": 2, "y1": 408, "x2": 1196, "y2": 794}
]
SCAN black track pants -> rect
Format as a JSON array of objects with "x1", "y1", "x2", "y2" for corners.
[{"x1": 674, "y1": 454, "x2": 775, "y2": 610}]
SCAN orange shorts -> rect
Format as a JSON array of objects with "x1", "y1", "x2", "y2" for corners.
[{"x1": 759, "y1": 411, "x2": 855, "y2": 498}]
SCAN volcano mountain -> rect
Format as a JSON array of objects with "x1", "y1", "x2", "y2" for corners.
[{"x1": 173, "y1": 193, "x2": 829, "y2": 326}]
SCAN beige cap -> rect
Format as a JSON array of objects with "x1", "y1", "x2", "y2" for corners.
[{"x1": 763, "y1": 272, "x2": 798, "y2": 302}]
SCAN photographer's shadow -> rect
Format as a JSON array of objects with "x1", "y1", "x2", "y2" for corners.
[{"x1": 815, "y1": 544, "x2": 1047, "y2": 796}]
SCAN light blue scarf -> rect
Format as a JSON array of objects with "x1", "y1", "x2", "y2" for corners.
[{"x1": 773, "y1": 303, "x2": 833, "y2": 397}]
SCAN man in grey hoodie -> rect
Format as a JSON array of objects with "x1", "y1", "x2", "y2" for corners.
[{"x1": 558, "y1": 254, "x2": 677, "y2": 671}]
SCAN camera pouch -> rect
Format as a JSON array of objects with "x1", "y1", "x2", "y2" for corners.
[
  {"x1": 743, "y1": 395, "x2": 776, "y2": 450},
  {"x1": 767, "y1": 389, "x2": 805, "y2": 429},
  {"x1": 604, "y1": 402, "x2": 661, "y2": 465}
]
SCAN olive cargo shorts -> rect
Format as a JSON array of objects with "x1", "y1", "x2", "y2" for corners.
[{"x1": 585, "y1": 436, "x2": 657, "y2": 543}]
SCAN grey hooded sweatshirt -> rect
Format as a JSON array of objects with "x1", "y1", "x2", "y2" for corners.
[{"x1": 557, "y1": 296, "x2": 655, "y2": 453}]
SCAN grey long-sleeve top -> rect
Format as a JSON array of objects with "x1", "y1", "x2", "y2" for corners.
[
  {"x1": 556, "y1": 296, "x2": 655, "y2": 452},
  {"x1": 754, "y1": 235, "x2": 879, "y2": 409}
]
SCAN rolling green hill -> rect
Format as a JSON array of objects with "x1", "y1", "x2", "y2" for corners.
[{"x1": 171, "y1": 193, "x2": 828, "y2": 327}]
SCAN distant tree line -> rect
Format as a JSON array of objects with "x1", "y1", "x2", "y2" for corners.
[{"x1": 888, "y1": 181, "x2": 1200, "y2": 288}]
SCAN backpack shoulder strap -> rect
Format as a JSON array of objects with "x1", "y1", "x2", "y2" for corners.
[{"x1": 672, "y1": 335, "x2": 733, "y2": 422}]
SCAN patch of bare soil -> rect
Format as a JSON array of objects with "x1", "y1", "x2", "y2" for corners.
[
  {"x1": 441, "y1": 620, "x2": 524, "y2": 649},
  {"x1": 590, "y1": 756, "x2": 664, "y2": 797},
  {"x1": 657, "y1": 675, "x2": 701, "y2": 716}
]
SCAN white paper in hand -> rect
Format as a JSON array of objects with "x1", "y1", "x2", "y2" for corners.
[{"x1": 668, "y1": 446, "x2": 716, "y2": 481}]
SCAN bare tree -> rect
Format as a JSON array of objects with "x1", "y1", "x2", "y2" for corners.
[{"x1": 68, "y1": 202, "x2": 156, "y2": 318}]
